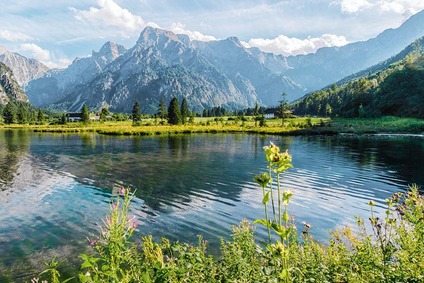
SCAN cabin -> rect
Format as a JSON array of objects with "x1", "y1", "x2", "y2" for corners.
[
  {"x1": 66, "y1": 113, "x2": 82, "y2": 122},
  {"x1": 264, "y1": 109, "x2": 276, "y2": 119}
]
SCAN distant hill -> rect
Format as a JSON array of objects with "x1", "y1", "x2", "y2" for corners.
[
  {"x1": 292, "y1": 37, "x2": 424, "y2": 118},
  {"x1": 0, "y1": 62, "x2": 29, "y2": 105}
]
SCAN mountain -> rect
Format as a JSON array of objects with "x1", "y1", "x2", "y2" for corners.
[
  {"x1": 23, "y1": 9, "x2": 424, "y2": 112},
  {"x1": 26, "y1": 41, "x2": 127, "y2": 107},
  {"x1": 286, "y1": 9, "x2": 424, "y2": 92},
  {"x1": 192, "y1": 37, "x2": 302, "y2": 104},
  {"x1": 0, "y1": 45, "x2": 49, "y2": 87},
  {"x1": 292, "y1": 37, "x2": 424, "y2": 118},
  {"x1": 0, "y1": 62, "x2": 29, "y2": 105},
  {"x1": 48, "y1": 27, "x2": 303, "y2": 113}
]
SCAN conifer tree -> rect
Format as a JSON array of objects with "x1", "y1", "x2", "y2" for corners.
[
  {"x1": 3, "y1": 102, "x2": 15, "y2": 124},
  {"x1": 81, "y1": 104, "x2": 90, "y2": 124},
  {"x1": 132, "y1": 101, "x2": 142, "y2": 123},
  {"x1": 157, "y1": 98, "x2": 167, "y2": 121},
  {"x1": 37, "y1": 109, "x2": 44, "y2": 123},
  {"x1": 181, "y1": 98, "x2": 189, "y2": 124},
  {"x1": 168, "y1": 97, "x2": 182, "y2": 125}
]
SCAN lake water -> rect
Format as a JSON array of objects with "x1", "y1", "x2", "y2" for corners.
[{"x1": 0, "y1": 130, "x2": 423, "y2": 280}]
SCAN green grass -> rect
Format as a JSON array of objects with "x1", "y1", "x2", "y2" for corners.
[
  {"x1": 0, "y1": 117, "x2": 328, "y2": 136},
  {"x1": 325, "y1": 116, "x2": 424, "y2": 134},
  {"x1": 1, "y1": 116, "x2": 423, "y2": 136}
]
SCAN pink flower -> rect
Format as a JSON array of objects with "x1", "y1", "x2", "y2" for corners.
[
  {"x1": 119, "y1": 188, "x2": 126, "y2": 195},
  {"x1": 89, "y1": 239, "x2": 96, "y2": 246},
  {"x1": 132, "y1": 222, "x2": 138, "y2": 229}
]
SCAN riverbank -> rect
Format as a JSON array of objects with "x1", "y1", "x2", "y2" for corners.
[{"x1": 0, "y1": 116, "x2": 423, "y2": 136}]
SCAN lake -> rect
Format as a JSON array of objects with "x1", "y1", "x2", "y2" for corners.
[{"x1": 1, "y1": 130, "x2": 423, "y2": 279}]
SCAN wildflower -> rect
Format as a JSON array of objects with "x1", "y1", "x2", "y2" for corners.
[
  {"x1": 89, "y1": 239, "x2": 96, "y2": 246},
  {"x1": 119, "y1": 187, "x2": 126, "y2": 195},
  {"x1": 132, "y1": 222, "x2": 138, "y2": 229},
  {"x1": 301, "y1": 221, "x2": 311, "y2": 229},
  {"x1": 282, "y1": 190, "x2": 293, "y2": 205},
  {"x1": 368, "y1": 200, "x2": 375, "y2": 206},
  {"x1": 254, "y1": 173, "x2": 271, "y2": 188}
]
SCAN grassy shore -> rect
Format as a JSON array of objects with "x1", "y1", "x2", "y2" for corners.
[{"x1": 0, "y1": 116, "x2": 423, "y2": 136}]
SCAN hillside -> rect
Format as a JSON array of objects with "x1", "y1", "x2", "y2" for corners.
[
  {"x1": 292, "y1": 37, "x2": 424, "y2": 118},
  {"x1": 0, "y1": 62, "x2": 29, "y2": 105}
]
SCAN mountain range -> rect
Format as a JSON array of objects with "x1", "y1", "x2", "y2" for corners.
[{"x1": 2, "y1": 9, "x2": 424, "y2": 113}]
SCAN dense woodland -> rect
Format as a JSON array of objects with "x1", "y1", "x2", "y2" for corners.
[{"x1": 292, "y1": 37, "x2": 424, "y2": 118}]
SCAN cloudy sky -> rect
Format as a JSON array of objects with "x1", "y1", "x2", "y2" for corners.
[{"x1": 1, "y1": 0, "x2": 423, "y2": 68}]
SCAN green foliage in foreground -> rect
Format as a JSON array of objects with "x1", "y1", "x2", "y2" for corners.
[{"x1": 27, "y1": 144, "x2": 424, "y2": 282}]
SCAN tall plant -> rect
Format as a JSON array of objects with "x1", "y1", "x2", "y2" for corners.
[{"x1": 254, "y1": 141, "x2": 295, "y2": 282}]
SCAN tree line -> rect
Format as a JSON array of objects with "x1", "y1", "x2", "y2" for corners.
[{"x1": 292, "y1": 47, "x2": 424, "y2": 118}]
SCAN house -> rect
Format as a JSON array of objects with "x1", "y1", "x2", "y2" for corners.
[
  {"x1": 264, "y1": 109, "x2": 276, "y2": 119},
  {"x1": 66, "y1": 113, "x2": 82, "y2": 122}
]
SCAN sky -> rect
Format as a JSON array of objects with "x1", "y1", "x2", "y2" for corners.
[{"x1": 0, "y1": 0, "x2": 424, "y2": 68}]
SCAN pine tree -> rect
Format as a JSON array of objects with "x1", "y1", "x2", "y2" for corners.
[
  {"x1": 181, "y1": 98, "x2": 189, "y2": 124},
  {"x1": 278, "y1": 92, "x2": 291, "y2": 126},
  {"x1": 100, "y1": 107, "x2": 109, "y2": 121},
  {"x1": 132, "y1": 101, "x2": 142, "y2": 124},
  {"x1": 157, "y1": 98, "x2": 167, "y2": 121},
  {"x1": 17, "y1": 103, "x2": 27, "y2": 124},
  {"x1": 168, "y1": 97, "x2": 182, "y2": 125},
  {"x1": 3, "y1": 102, "x2": 15, "y2": 124},
  {"x1": 37, "y1": 109, "x2": 44, "y2": 123},
  {"x1": 81, "y1": 104, "x2": 90, "y2": 124},
  {"x1": 61, "y1": 113, "x2": 67, "y2": 125},
  {"x1": 254, "y1": 101, "x2": 260, "y2": 127}
]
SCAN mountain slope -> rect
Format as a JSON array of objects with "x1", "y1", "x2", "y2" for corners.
[
  {"x1": 26, "y1": 41, "x2": 126, "y2": 107},
  {"x1": 286, "y1": 9, "x2": 424, "y2": 93},
  {"x1": 0, "y1": 45, "x2": 49, "y2": 87},
  {"x1": 54, "y1": 27, "x2": 259, "y2": 113},
  {"x1": 0, "y1": 62, "x2": 29, "y2": 105},
  {"x1": 292, "y1": 37, "x2": 424, "y2": 118}
]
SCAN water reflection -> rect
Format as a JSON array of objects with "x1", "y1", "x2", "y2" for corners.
[
  {"x1": 0, "y1": 131, "x2": 423, "y2": 280},
  {"x1": 0, "y1": 130, "x2": 30, "y2": 191}
]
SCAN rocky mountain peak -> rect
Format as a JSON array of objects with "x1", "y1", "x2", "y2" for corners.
[
  {"x1": 0, "y1": 46, "x2": 49, "y2": 87},
  {"x1": 136, "y1": 26, "x2": 182, "y2": 48},
  {"x1": 95, "y1": 41, "x2": 126, "y2": 61}
]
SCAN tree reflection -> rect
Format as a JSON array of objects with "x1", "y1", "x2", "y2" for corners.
[{"x1": 0, "y1": 130, "x2": 30, "y2": 191}]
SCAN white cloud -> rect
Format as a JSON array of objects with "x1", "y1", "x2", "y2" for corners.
[
  {"x1": 170, "y1": 23, "x2": 217, "y2": 42},
  {"x1": 247, "y1": 34, "x2": 350, "y2": 56},
  {"x1": 70, "y1": 0, "x2": 144, "y2": 35},
  {"x1": 19, "y1": 43, "x2": 71, "y2": 68},
  {"x1": 339, "y1": 0, "x2": 372, "y2": 13},
  {"x1": 0, "y1": 30, "x2": 32, "y2": 42},
  {"x1": 20, "y1": 43, "x2": 51, "y2": 62},
  {"x1": 334, "y1": 0, "x2": 424, "y2": 15},
  {"x1": 379, "y1": 0, "x2": 424, "y2": 15}
]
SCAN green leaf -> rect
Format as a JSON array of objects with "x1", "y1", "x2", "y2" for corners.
[
  {"x1": 283, "y1": 211, "x2": 290, "y2": 223},
  {"x1": 253, "y1": 219, "x2": 271, "y2": 228},
  {"x1": 262, "y1": 191, "x2": 271, "y2": 204}
]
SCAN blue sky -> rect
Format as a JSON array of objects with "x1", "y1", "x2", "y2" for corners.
[{"x1": 1, "y1": 0, "x2": 423, "y2": 68}]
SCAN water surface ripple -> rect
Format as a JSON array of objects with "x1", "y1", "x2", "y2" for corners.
[{"x1": 0, "y1": 131, "x2": 423, "y2": 278}]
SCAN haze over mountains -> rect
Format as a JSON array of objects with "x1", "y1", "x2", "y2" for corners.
[{"x1": 2, "y1": 9, "x2": 424, "y2": 113}]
